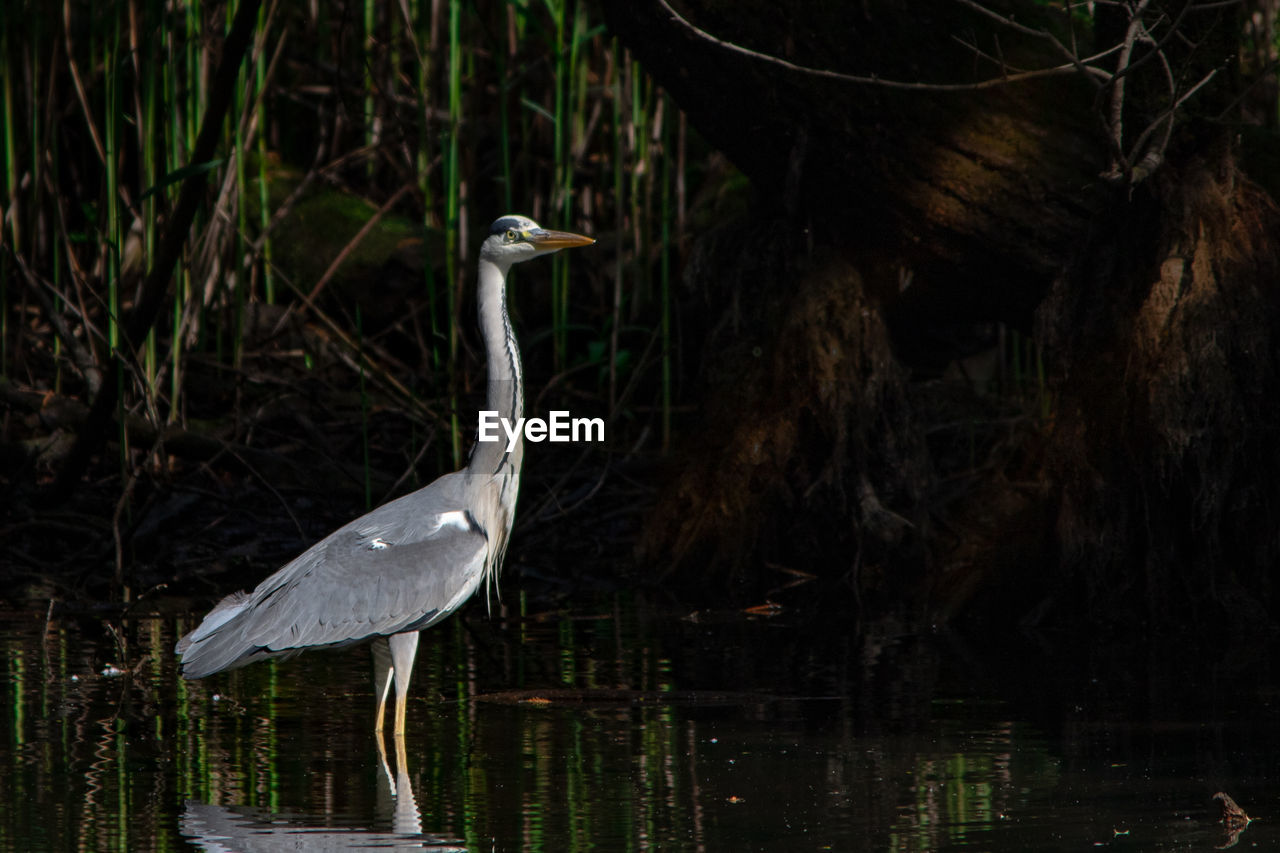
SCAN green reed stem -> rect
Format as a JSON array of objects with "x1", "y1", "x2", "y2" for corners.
[
  {"x1": 168, "y1": 21, "x2": 187, "y2": 421},
  {"x1": 446, "y1": 0, "x2": 462, "y2": 468},
  {"x1": 185, "y1": 0, "x2": 207, "y2": 390},
  {"x1": 187, "y1": 0, "x2": 204, "y2": 160},
  {"x1": 105, "y1": 13, "x2": 120, "y2": 357},
  {"x1": 403, "y1": 0, "x2": 444, "y2": 484},
  {"x1": 143, "y1": 12, "x2": 160, "y2": 409},
  {"x1": 257, "y1": 2, "x2": 274, "y2": 303},
  {"x1": 233, "y1": 3, "x2": 249, "y2": 369},
  {"x1": 105, "y1": 6, "x2": 127, "y2": 478}
]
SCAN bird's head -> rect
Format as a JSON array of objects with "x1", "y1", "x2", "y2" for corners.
[{"x1": 480, "y1": 215, "x2": 594, "y2": 267}]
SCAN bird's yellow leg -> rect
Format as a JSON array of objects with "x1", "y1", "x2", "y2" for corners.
[
  {"x1": 371, "y1": 637, "x2": 395, "y2": 734},
  {"x1": 393, "y1": 690, "x2": 409, "y2": 739},
  {"x1": 388, "y1": 631, "x2": 420, "y2": 738}
]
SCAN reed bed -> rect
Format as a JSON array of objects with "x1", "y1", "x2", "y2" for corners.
[{"x1": 1, "y1": 0, "x2": 694, "y2": 528}]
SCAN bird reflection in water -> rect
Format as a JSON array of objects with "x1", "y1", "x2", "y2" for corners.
[{"x1": 180, "y1": 739, "x2": 462, "y2": 851}]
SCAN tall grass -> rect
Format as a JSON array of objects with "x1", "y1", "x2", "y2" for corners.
[{"x1": 2, "y1": 0, "x2": 690, "y2": 520}]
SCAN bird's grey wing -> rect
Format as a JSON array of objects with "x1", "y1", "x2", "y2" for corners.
[
  {"x1": 178, "y1": 484, "x2": 489, "y2": 676},
  {"x1": 255, "y1": 507, "x2": 488, "y2": 644}
]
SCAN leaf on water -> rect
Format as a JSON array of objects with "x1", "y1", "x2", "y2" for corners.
[
  {"x1": 1214, "y1": 791, "x2": 1253, "y2": 850},
  {"x1": 1213, "y1": 791, "x2": 1251, "y2": 825}
]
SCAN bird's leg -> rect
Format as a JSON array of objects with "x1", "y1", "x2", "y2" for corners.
[
  {"x1": 388, "y1": 631, "x2": 420, "y2": 737},
  {"x1": 372, "y1": 637, "x2": 395, "y2": 733}
]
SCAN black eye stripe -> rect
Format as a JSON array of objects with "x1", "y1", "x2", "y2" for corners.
[{"x1": 490, "y1": 215, "x2": 533, "y2": 235}]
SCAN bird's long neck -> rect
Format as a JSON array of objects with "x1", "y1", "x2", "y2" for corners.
[{"x1": 468, "y1": 255, "x2": 524, "y2": 477}]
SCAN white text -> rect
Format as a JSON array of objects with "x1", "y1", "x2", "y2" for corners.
[{"x1": 477, "y1": 410, "x2": 605, "y2": 452}]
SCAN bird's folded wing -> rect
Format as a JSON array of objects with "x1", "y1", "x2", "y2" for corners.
[
  {"x1": 241, "y1": 506, "x2": 490, "y2": 651},
  {"x1": 175, "y1": 503, "x2": 490, "y2": 679}
]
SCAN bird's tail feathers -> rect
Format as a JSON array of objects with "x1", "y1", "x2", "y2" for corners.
[{"x1": 177, "y1": 591, "x2": 252, "y2": 655}]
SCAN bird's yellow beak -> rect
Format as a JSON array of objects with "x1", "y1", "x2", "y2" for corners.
[{"x1": 529, "y1": 229, "x2": 595, "y2": 250}]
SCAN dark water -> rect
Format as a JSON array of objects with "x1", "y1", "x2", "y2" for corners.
[{"x1": 1, "y1": 595, "x2": 1277, "y2": 851}]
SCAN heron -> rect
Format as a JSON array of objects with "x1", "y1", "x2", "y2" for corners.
[{"x1": 176, "y1": 215, "x2": 594, "y2": 737}]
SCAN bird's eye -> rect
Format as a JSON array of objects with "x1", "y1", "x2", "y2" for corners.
[{"x1": 505, "y1": 229, "x2": 519, "y2": 241}]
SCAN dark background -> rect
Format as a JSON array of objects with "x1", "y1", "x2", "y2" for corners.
[{"x1": 4, "y1": 0, "x2": 1280, "y2": 652}]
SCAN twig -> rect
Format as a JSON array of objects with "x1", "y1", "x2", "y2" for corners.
[
  {"x1": 8, "y1": 249, "x2": 103, "y2": 395},
  {"x1": 42, "y1": 598, "x2": 56, "y2": 651},
  {"x1": 1121, "y1": 66, "x2": 1220, "y2": 179},
  {"x1": 306, "y1": 182, "x2": 415, "y2": 303},
  {"x1": 655, "y1": 0, "x2": 1108, "y2": 90},
  {"x1": 1109, "y1": 0, "x2": 1154, "y2": 164},
  {"x1": 61, "y1": 0, "x2": 107, "y2": 172}
]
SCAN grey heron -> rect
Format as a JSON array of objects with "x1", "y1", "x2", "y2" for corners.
[{"x1": 176, "y1": 215, "x2": 594, "y2": 737}]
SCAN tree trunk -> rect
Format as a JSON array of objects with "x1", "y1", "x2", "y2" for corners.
[
  {"x1": 607, "y1": 0, "x2": 1280, "y2": 633},
  {"x1": 1037, "y1": 150, "x2": 1280, "y2": 635}
]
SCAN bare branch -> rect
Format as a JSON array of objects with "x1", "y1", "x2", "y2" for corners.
[
  {"x1": 1126, "y1": 67, "x2": 1221, "y2": 172},
  {"x1": 7, "y1": 250, "x2": 103, "y2": 396},
  {"x1": 654, "y1": 0, "x2": 1108, "y2": 90},
  {"x1": 1109, "y1": 0, "x2": 1154, "y2": 164},
  {"x1": 655, "y1": 0, "x2": 1231, "y2": 185}
]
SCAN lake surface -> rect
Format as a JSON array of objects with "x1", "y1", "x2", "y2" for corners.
[{"x1": 0, "y1": 594, "x2": 1276, "y2": 851}]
